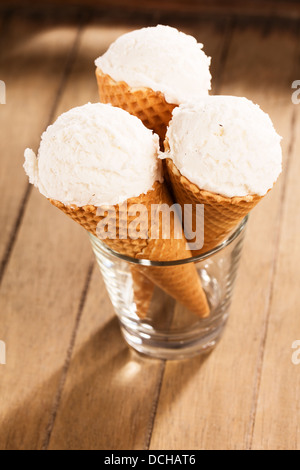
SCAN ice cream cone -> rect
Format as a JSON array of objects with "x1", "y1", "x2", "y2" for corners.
[
  {"x1": 164, "y1": 155, "x2": 263, "y2": 256},
  {"x1": 130, "y1": 267, "x2": 155, "y2": 319},
  {"x1": 50, "y1": 182, "x2": 210, "y2": 318},
  {"x1": 162, "y1": 96, "x2": 282, "y2": 256},
  {"x1": 95, "y1": 68, "x2": 177, "y2": 144}
]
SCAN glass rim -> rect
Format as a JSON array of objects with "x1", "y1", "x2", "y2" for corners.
[{"x1": 89, "y1": 215, "x2": 248, "y2": 267}]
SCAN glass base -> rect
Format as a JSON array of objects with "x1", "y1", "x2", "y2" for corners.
[
  {"x1": 120, "y1": 319, "x2": 227, "y2": 360},
  {"x1": 89, "y1": 217, "x2": 247, "y2": 361}
]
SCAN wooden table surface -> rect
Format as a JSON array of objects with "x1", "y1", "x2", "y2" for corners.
[{"x1": 0, "y1": 8, "x2": 299, "y2": 450}]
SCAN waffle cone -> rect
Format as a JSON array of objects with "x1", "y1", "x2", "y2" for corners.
[
  {"x1": 131, "y1": 266, "x2": 154, "y2": 319},
  {"x1": 95, "y1": 68, "x2": 177, "y2": 144},
  {"x1": 165, "y1": 157, "x2": 263, "y2": 255},
  {"x1": 50, "y1": 182, "x2": 210, "y2": 318}
]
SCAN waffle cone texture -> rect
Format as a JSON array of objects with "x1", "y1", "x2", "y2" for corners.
[
  {"x1": 130, "y1": 267, "x2": 155, "y2": 319},
  {"x1": 165, "y1": 156, "x2": 263, "y2": 255},
  {"x1": 96, "y1": 68, "x2": 177, "y2": 144},
  {"x1": 50, "y1": 182, "x2": 210, "y2": 318}
]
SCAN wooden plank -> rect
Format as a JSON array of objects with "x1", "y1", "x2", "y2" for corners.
[
  {"x1": 149, "y1": 20, "x2": 298, "y2": 450},
  {"x1": 46, "y1": 19, "x2": 230, "y2": 450},
  {"x1": 0, "y1": 13, "x2": 79, "y2": 280},
  {"x1": 1, "y1": 1, "x2": 300, "y2": 20},
  {"x1": 0, "y1": 14, "x2": 89, "y2": 450},
  {"x1": 251, "y1": 97, "x2": 300, "y2": 447},
  {"x1": 47, "y1": 266, "x2": 165, "y2": 450},
  {"x1": 0, "y1": 20, "x2": 135, "y2": 452}
]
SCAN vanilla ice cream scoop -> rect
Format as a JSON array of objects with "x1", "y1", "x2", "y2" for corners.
[
  {"x1": 163, "y1": 96, "x2": 282, "y2": 197},
  {"x1": 24, "y1": 103, "x2": 161, "y2": 207},
  {"x1": 95, "y1": 25, "x2": 211, "y2": 105}
]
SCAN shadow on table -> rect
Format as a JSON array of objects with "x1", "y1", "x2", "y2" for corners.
[
  {"x1": 47, "y1": 315, "x2": 211, "y2": 450},
  {"x1": 0, "y1": 313, "x2": 210, "y2": 450}
]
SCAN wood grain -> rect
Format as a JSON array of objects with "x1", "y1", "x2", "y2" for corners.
[
  {"x1": 1, "y1": 1, "x2": 300, "y2": 20},
  {"x1": 149, "y1": 20, "x2": 299, "y2": 450},
  {"x1": 47, "y1": 267, "x2": 165, "y2": 450},
  {"x1": 0, "y1": 13, "x2": 84, "y2": 282},
  {"x1": 0, "y1": 14, "x2": 88, "y2": 450},
  {"x1": 251, "y1": 73, "x2": 300, "y2": 449}
]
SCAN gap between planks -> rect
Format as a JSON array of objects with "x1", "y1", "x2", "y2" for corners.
[
  {"x1": 246, "y1": 21, "x2": 300, "y2": 447},
  {"x1": 16, "y1": 16, "x2": 94, "y2": 448},
  {"x1": 247, "y1": 87, "x2": 300, "y2": 449},
  {"x1": 148, "y1": 18, "x2": 299, "y2": 450},
  {"x1": 42, "y1": 262, "x2": 95, "y2": 450},
  {"x1": 0, "y1": 17, "x2": 84, "y2": 288},
  {"x1": 146, "y1": 16, "x2": 235, "y2": 449},
  {"x1": 0, "y1": 12, "x2": 94, "y2": 449}
]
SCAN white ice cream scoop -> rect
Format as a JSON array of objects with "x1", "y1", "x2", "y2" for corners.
[
  {"x1": 162, "y1": 96, "x2": 282, "y2": 197},
  {"x1": 95, "y1": 25, "x2": 212, "y2": 105},
  {"x1": 24, "y1": 102, "x2": 161, "y2": 207}
]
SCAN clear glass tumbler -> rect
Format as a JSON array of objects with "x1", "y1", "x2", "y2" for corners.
[{"x1": 89, "y1": 216, "x2": 248, "y2": 360}]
